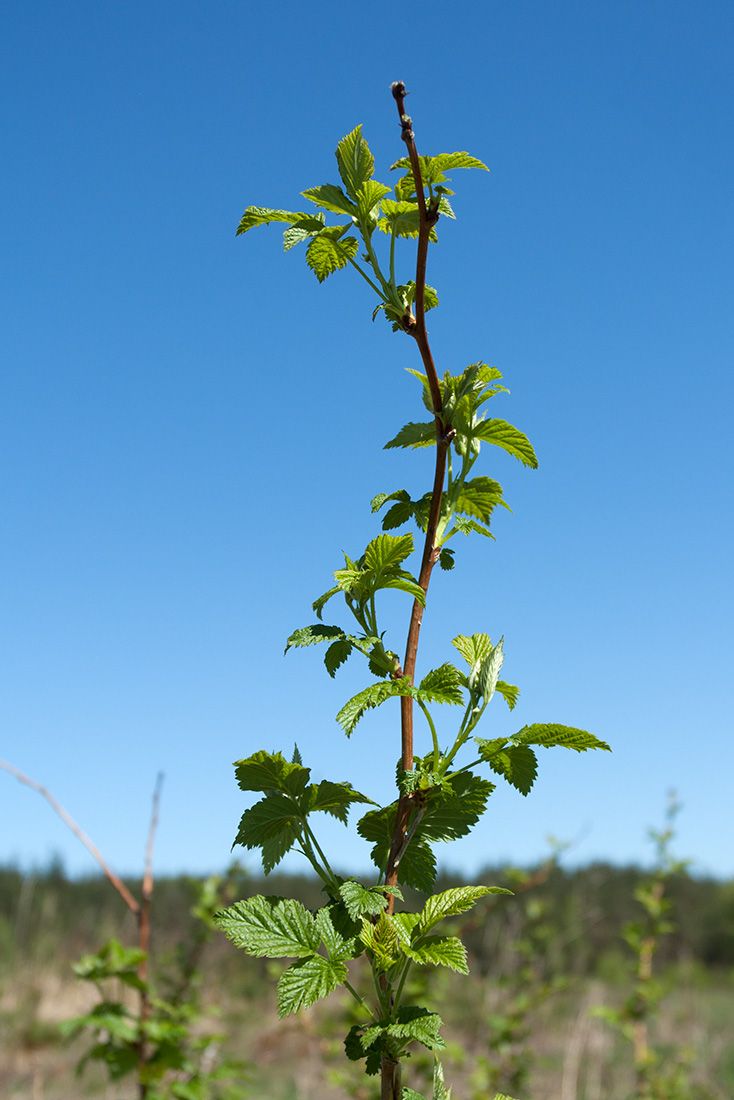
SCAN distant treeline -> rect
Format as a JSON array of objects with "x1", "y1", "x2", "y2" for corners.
[{"x1": 2, "y1": 861, "x2": 733, "y2": 976}]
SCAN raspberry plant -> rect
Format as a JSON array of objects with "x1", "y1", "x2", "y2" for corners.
[{"x1": 215, "y1": 83, "x2": 610, "y2": 1100}]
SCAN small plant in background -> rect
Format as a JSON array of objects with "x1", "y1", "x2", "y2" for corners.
[
  {"x1": 0, "y1": 760, "x2": 248, "y2": 1099},
  {"x1": 594, "y1": 793, "x2": 713, "y2": 1100},
  {"x1": 468, "y1": 850, "x2": 569, "y2": 1099},
  {"x1": 61, "y1": 871, "x2": 248, "y2": 1100},
  {"x1": 215, "y1": 83, "x2": 609, "y2": 1100}
]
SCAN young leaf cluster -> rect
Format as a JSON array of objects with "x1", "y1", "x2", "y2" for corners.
[{"x1": 237, "y1": 126, "x2": 487, "y2": 330}]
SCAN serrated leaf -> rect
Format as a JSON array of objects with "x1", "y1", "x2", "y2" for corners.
[
  {"x1": 381, "y1": 499, "x2": 414, "y2": 530},
  {"x1": 277, "y1": 954, "x2": 347, "y2": 1017},
  {"x1": 357, "y1": 805, "x2": 438, "y2": 892},
  {"x1": 495, "y1": 680, "x2": 520, "y2": 711},
  {"x1": 455, "y1": 476, "x2": 509, "y2": 524},
  {"x1": 478, "y1": 637, "x2": 504, "y2": 702},
  {"x1": 511, "y1": 723, "x2": 611, "y2": 753},
  {"x1": 314, "y1": 907, "x2": 357, "y2": 962},
  {"x1": 306, "y1": 232, "x2": 359, "y2": 282},
  {"x1": 335, "y1": 125, "x2": 375, "y2": 200},
  {"x1": 452, "y1": 633, "x2": 493, "y2": 668},
  {"x1": 384, "y1": 421, "x2": 436, "y2": 449},
  {"x1": 236, "y1": 207, "x2": 305, "y2": 235},
  {"x1": 233, "y1": 795, "x2": 298, "y2": 872},
  {"x1": 215, "y1": 896, "x2": 320, "y2": 958},
  {"x1": 285, "y1": 624, "x2": 344, "y2": 653},
  {"x1": 472, "y1": 419, "x2": 538, "y2": 468},
  {"x1": 356, "y1": 179, "x2": 391, "y2": 213},
  {"x1": 301, "y1": 183, "x2": 358, "y2": 217},
  {"x1": 324, "y1": 638, "x2": 352, "y2": 677},
  {"x1": 403, "y1": 935, "x2": 469, "y2": 973},
  {"x1": 418, "y1": 664, "x2": 465, "y2": 706},
  {"x1": 419, "y1": 772, "x2": 495, "y2": 843},
  {"x1": 234, "y1": 750, "x2": 310, "y2": 797},
  {"x1": 439, "y1": 547, "x2": 455, "y2": 570},
  {"x1": 283, "y1": 226, "x2": 313, "y2": 251},
  {"x1": 400, "y1": 281, "x2": 439, "y2": 311},
  {"x1": 363, "y1": 1006, "x2": 445, "y2": 1053},
  {"x1": 338, "y1": 881, "x2": 402, "y2": 921},
  {"x1": 359, "y1": 913, "x2": 401, "y2": 969},
  {"x1": 304, "y1": 780, "x2": 373, "y2": 823},
  {"x1": 364, "y1": 532, "x2": 415, "y2": 572},
  {"x1": 477, "y1": 742, "x2": 539, "y2": 796},
  {"x1": 336, "y1": 677, "x2": 414, "y2": 737},
  {"x1": 418, "y1": 885, "x2": 507, "y2": 933}
]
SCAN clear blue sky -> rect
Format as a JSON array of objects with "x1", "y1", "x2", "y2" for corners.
[{"x1": 2, "y1": 1, "x2": 732, "y2": 883}]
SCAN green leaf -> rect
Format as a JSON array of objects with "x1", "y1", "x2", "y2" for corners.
[
  {"x1": 364, "y1": 532, "x2": 415, "y2": 573},
  {"x1": 419, "y1": 772, "x2": 495, "y2": 843},
  {"x1": 403, "y1": 935, "x2": 469, "y2": 973},
  {"x1": 336, "y1": 677, "x2": 414, "y2": 737},
  {"x1": 285, "y1": 624, "x2": 343, "y2": 653},
  {"x1": 381, "y1": 499, "x2": 415, "y2": 530},
  {"x1": 357, "y1": 804, "x2": 438, "y2": 892},
  {"x1": 306, "y1": 232, "x2": 359, "y2": 282},
  {"x1": 356, "y1": 179, "x2": 392, "y2": 214},
  {"x1": 304, "y1": 779, "x2": 374, "y2": 822},
  {"x1": 277, "y1": 955, "x2": 347, "y2": 1016},
  {"x1": 359, "y1": 912, "x2": 402, "y2": 969},
  {"x1": 439, "y1": 547, "x2": 455, "y2": 571},
  {"x1": 335, "y1": 125, "x2": 375, "y2": 200},
  {"x1": 384, "y1": 421, "x2": 436, "y2": 449},
  {"x1": 390, "y1": 151, "x2": 489, "y2": 182},
  {"x1": 301, "y1": 183, "x2": 358, "y2": 217},
  {"x1": 472, "y1": 419, "x2": 538, "y2": 468},
  {"x1": 418, "y1": 664, "x2": 465, "y2": 706},
  {"x1": 233, "y1": 795, "x2": 298, "y2": 872},
  {"x1": 452, "y1": 633, "x2": 493, "y2": 668},
  {"x1": 236, "y1": 206, "x2": 305, "y2": 235},
  {"x1": 215, "y1": 896, "x2": 320, "y2": 958},
  {"x1": 338, "y1": 881, "x2": 402, "y2": 921},
  {"x1": 283, "y1": 226, "x2": 315, "y2": 251},
  {"x1": 418, "y1": 885, "x2": 508, "y2": 933},
  {"x1": 476, "y1": 742, "x2": 539, "y2": 796},
  {"x1": 495, "y1": 680, "x2": 520, "y2": 710},
  {"x1": 234, "y1": 750, "x2": 310, "y2": 797},
  {"x1": 314, "y1": 907, "x2": 357, "y2": 962},
  {"x1": 512, "y1": 723, "x2": 611, "y2": 753},
  {"x1": 455, "y1": 476, "x2": 509, "y2": 523},
  {"x1": 400, "y1": 281, "x2": 440, "y2": 311},
  {"x1": 324, "y1": 638, "x2": 353, "y2": 676},
  {"x1": 362, "y1": 1006, "x2": 445, "y2": 1054}
]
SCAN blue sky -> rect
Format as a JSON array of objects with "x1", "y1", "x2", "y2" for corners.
[{"x1": 2, "y1": 1, "x2": 732, "y2": 883}]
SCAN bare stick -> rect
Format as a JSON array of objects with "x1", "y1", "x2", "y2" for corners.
[
  {"x1": 137, "y1": 772, "x2": 163, "y2": 1100},
  {"x1": 0, "y1": 757, "x2": 140, "y2": 915}
]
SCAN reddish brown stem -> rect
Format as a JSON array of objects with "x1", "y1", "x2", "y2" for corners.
[
  {"x1": 385, "y1": 85, "x2": 449, "y2": 904},
  {"x1": 0, "y1": 758, "x2": 140, "y2": 915}
]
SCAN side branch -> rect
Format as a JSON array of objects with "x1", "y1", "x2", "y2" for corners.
[{"x1": 0, "y1": 757, "x2": 140, "y2": 916}]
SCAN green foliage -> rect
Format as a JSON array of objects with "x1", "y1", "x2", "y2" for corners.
[
  {"x1": 62, "y1": 874, "x2": 248, "y2": 1100},
  {"x1": 223, "y1": 96, "x2": 609, "y2": 1100}
]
